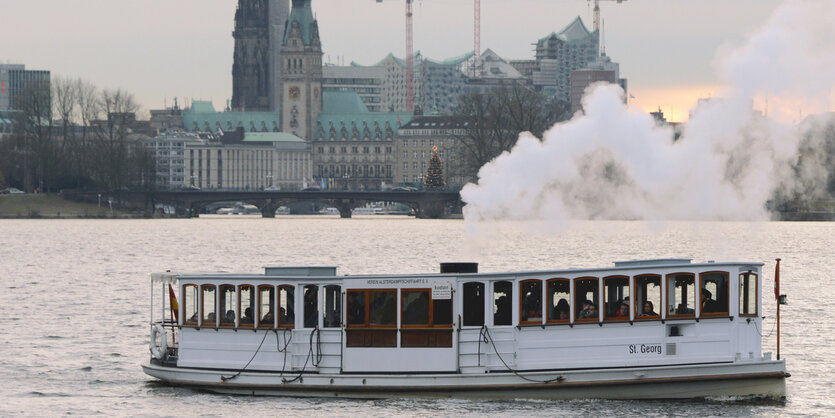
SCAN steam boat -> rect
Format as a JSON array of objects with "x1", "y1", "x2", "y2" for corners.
[{"x1": 142, "y1": 259, "x2": 788, "y2": 399}]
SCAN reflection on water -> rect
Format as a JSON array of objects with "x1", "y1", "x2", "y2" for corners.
[{"x1": 0, "y1": 218, "x2": 831, "y2": 415}]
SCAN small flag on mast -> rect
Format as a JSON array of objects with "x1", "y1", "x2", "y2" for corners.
[{"x1": 169, "y1": 284, "x2": 179, "y2": 321}]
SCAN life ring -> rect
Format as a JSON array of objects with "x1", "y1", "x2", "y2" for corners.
[{"x1": 150, "y1": 324, "x2": 167, "y2": 360}]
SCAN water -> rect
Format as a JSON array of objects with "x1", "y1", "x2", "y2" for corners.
[{"x1": 0, "y1": 216, "x2": 832, "y2": 416}]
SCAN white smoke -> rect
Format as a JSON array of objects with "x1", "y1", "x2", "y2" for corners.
[{"x1": 462, "y1": 1, "x2": 835, "y2": 231}]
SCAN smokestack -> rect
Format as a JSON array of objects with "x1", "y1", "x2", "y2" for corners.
[{"x1": 440, "y1": 262, "x2": 478, "y2": 274}]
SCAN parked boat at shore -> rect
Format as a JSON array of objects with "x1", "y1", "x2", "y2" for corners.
[{"x1": 143, "y1": 259, "x2": 788, "y2": 399}]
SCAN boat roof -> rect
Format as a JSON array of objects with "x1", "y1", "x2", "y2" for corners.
[{"x1": 154, "y1": 259, "x2": 763, "y2": 283}]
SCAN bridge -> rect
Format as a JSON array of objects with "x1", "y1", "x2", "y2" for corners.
[{"x1": 77, "y1": 190, "x2": 462, "y2": 219}]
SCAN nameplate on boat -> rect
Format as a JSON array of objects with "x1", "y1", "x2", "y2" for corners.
[
  {"x1": 629, "y1": 344, "x2": 663, "y2": 355},
  {"x1": 432, "y1": 283, "x2": 452, "y2": 300}
]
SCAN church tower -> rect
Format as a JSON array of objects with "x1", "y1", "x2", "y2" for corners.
[
  {"x1": 232, "y1": 0, "x2": 289, "y2": 112},
  {"x1": 280, "y1": 0, "x2": 323, "y2": 140}
]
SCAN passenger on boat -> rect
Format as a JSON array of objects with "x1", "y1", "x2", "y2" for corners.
[
  {"x1": 676, "y1": 303, "x2": 694, "y2": 314},
  {"x1": 261, "y1": 310, "x2": 274, "y2": 326},
  {"x1": 241, "y1": 307, "x2": 254, "y2": 324},
  {"x1": 640, "y1": 301, "x2": 658, "y2": 316},
  {"x1": 223, "y1": 310, "x2": 235, "y2": 324},
  {"x1": 494, "y1": 296, "x2": 511, "y2": 325},
  {"x1": 701, "y1": 289, "x2": 720, "y2": 313},
  {"x1": 303, "y1": 288, "x2": 318, "y2": 328},
  {"x1": 613, "y1": 303, "x2": 629, "y2": 318},
  {"x1": 578, "y1": 300, "x2": 594, "y2": 319},
  {"x1": 206, "y1": 312, "x2": 216, "y2": 325},
  {"x1": 553, "y1": 298, "x2": 570, "y2": 320},
  {"x1": 522, "y1": 292, "x2": 542, "y2": 321}
]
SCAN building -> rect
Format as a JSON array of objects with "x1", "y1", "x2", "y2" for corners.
[
  {"x1": 149, "y1": 101, "x2": 185, "y2": 134},
  {"x1": 0, "y1": 64, "x2": 51, "y2": 115},
  {"x1": 183, "y1": 100, "x2": 281, "y2": 134},
  {"x1": 569, "y1": 55, "x2": 622, "y2": 113},
  {"x1": 279, "y1": 0, "x2": 323, "y2": 140},
  {"x1": 394, "y1": 115, "x2": 471, "y2": 190},
  {"x1": 322, "y1": 64, "x2": 385, "y2": 112},
  {"x1": 531, "y1": 17, "x2": 600, "y2": 103},
  {"x1": 143, "y1": 132, "x2": 205, "y2": 188},
  {"x1": 231, "y1": 0, "x2": 290, "y2": 112}
]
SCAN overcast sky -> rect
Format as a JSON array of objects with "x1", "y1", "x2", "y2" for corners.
[{"x1": 2, "y1": 0, "x2": 783, "y2": 121}]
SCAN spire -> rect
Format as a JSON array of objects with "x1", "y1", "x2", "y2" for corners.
[{"x1": 284, "y1": 0, "x2": 319, "y2": 47}]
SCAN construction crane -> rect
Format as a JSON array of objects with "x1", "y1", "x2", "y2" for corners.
[
  {"x1": 588, "y1": 0, "x2": 626, "y2": 32},
  {"x1": 376, "y1": 0, "x2": 415, "y2": 112},
  {"x1": 474, "y1": 0, "x2": 480, "y2": 62}
]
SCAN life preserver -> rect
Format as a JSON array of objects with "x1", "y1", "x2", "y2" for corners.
[{"x1": 150, "y1": 324, "x2": 167, "y2": 360}]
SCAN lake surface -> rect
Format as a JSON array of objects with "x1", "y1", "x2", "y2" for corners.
[{"x1": 0, "y1": 216, "x2": 832, "y2": 416}]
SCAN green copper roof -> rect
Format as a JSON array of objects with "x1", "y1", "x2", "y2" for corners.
[
  {"x1": 243, "y1": 132, "x2": 305, "y2": 143},
  {"x1": 284, "y1": 0, "x2": 317, "y2": 46},
  {"x1": 190, "y1": 100, "x2": 218, "y2": 114},
  {"x1": 367, "y1": 51, "x2": 473, "y2": 68},
  {"x1": 537, "y1": 16, "x2": 597, "y2": 44},
  {"x1": 317, "y1": 112, "x2": 412, "y2": 139},
  {"x1": 183, "y1": 104, "x2": 281, "y2": 133},
  {"x1": 323, "y1": 90, "x2": 368, "y2": 113}
]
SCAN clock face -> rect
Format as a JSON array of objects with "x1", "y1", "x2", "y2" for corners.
[{"x1": 289, "y1": 86, "x2": 300, "y2": 100}]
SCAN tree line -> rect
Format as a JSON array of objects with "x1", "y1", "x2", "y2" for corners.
[{"x1": 0, "y1": 76, "x2": 155, "y2": 193}]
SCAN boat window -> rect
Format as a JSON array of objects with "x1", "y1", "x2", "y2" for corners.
[
  {"x1": 739, "y1": 272, "x2": 758, "y2": 317},
  {"x1": 546, "y1": 279, "x2": 570, "y2": 323},
  {"x1": 519, "y1": 280, "x2": 543, "y2": 324},
  {"x1": 574, "y1": 277, "x2": 600, "y2": 322},
  {"x1": 634, "y1": 275, "x2": 661, "y2": 319},
  {"x1": 322, "y1": 285, "x2": 341, "y2": 328},
  {"x1": 219, "y1": 284, "x2": 237, "y2": 327},
  {"x1": 258, "y1": 285, "x2": 275, "y2": 328},
  {"x1": 369, "y1": 290, "x2": 397, "y2": 326},
  {"x1": 700, "y1": 272, "x2": 729, "y2": 315},
  {"x1": 346, "y1": 290, "x2": 368, "y2": 326},
  {"x1": 604, "y1": 276, "x2": 630, "y2": 321},
  {"x1": 462, "y1": 282, "x2": 485, "y2": 326},
  {"x1": 183, "y1": 284, "x2": 198, "y2": 325},
  {"x1": 239, "y1": 285, "x2": 255, "y2": 327},
  {"x1": 303, "y1": 285, "x2": 319, "y2": 328},
  {"x1": 201, "y1": 285, "x2": 217, "y2": 327},
  {"x1": 278, "y1": 285, "x2": 295, "y2": 328},
  {"x1": 493, "y1": 281, "x2": 513, "y2": 326},
  {"x1": 667, "y1": 273, "x2": 696, "y2": 318},
  {"x1": 402, "y1": 289, "x2": 431, "y2": 326},
  {"x1": 433, "y1": 298, "x2": 452, "y2": 326}
]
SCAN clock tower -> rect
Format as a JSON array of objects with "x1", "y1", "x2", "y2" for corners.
[{"x1": 280, "y1": 0, "x2": 323, "y2": 140}]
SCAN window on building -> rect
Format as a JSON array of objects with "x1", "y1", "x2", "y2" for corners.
[
  {"x1": 574, "y1": 277, "x2": 599, "y2": 322},
  {"x1": 546, "y1": 279, "x2": 570, "y2": 322},
  {"x1": 700, "y1": 272, "x2": 729, "y2": 315},
  {"x1": 493, "y1": 281, "x2": 513, "y2": 326},
  {"x1": 520, "y1": 280, "x2": 543, "y2": 324},
  {"x1": 667, "y1": 273, "x2": 696, "y2": 317},
  {"x1": 739, "y1": 272, "x2": 758, "y2": 317}
]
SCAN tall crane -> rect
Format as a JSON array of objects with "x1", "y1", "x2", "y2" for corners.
[
  {"x1": 588, "y1": 0, "x2": 626, "y2": 32},
  {"x1": 474, "y1": 0, "x2": 480, "y2": 62},
  {"x1": 376, "y1": 0, "x2": 415, "y2": 112}
]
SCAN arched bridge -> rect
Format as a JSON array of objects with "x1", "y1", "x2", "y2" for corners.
[{"x1": 112, "y1": 190, "x2": 462, "y2": 219}]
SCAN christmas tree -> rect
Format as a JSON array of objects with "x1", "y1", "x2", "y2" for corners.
[{"x1": 424, "y1": 146, "x2": 445, "y2": 190}]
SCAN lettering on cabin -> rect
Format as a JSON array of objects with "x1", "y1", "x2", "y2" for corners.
[
  {"x1": 366, "y1": 278, "x2": 429, "y2": 285},
  {"x1": 629, "y1": 344, "x2": 663, "y2": 355}
]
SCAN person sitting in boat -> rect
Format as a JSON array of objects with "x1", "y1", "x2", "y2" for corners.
[
  {"x1": 701, "y1": 289, "x2": 720, "y2": 313},
  {"x1": 640, "y1": 301, "x2": 658, "y2": 316},
  {"x1": 223, "y1": 310, "x2": 235, "y2": 325},
  {"x1": 206, "y1": 312, "x2": 216, "y2": 325},
  {"x1": 261, "y1": 310, "x2": 274, "y2": 326},
  {"x1": 522, "y1": 292, "x2": 541, "y2": 321},
  {"x1": 578, "y1": 300, "x2": 594, "y2": 319},
  {"x1": 613, "y1": 302, "x2": 629, "y2": 318},
  {"x1": 241, "y1": 307, "x2": 254, "y2": 324},
  {"x1": 553, "y1": 298, "x2": 570, "y2": 320},
  {"x1": 676, "y1": 303, "x2": 694, "y2": 314},
  {"x1": 303, "y1": 288, "x2": 319, "y2": 328}
]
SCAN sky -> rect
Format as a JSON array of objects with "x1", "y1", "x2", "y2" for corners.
[{"x1": 1, "y1": 0, "x2": 785, "y2": 122}]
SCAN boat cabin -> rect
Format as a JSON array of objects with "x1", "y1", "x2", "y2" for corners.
[{"x1": 150, "y1": 259, "x2": 766, "y2": 376}]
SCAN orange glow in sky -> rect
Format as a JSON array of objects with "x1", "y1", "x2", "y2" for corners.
[{"x1": 630, "y1": 84, "x2": 723, "y2": 123}]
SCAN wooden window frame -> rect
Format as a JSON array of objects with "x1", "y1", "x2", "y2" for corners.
[
  {"x1": 278, "y1": 285, "x2": 295, "y2": 328},
  {"x1": 666, "y1": 273, "x2": 696, "y2": 319},
  {"x1": 573, "y1": 277, "x2": 600, "y2": 323},
  {"x1": 739, "y1": 272, "x2": 759, "y2": 317},
  {"x1": 346, "y1": 289, "x2": 398, "y2": 329},
  {"x1": 218, "y1": 284, "x2": 237, "y2": 328},
  {"x1": 634, "y1": 274, "x2": 662, "y2": 321},
  {"x1": 699, "y1": 271, "x2": 730, "y2": 317},
  {"x1": 201, "y1": 284, "x2": 217, "y2": 327},
  {"x1": 183, "y1": 284, "x2": 198, "y2": 326},
  {"x1": 519, "y1": 279, "x2": 544, "y2": 325},
  {"x1": 546, "y1": 278, "x2": 570, "y2": 324},
  {"x1": 257, "y1": 284, "x2": 276, "y2": 329},
  {"x1": 401, "y1": 288, "x2": 432, "y2": 328},
  {"x1": 238, "y1": 284, "x2": 255, "y2": 328},
  {"x1": 603, "y1": 275, "x2": 630, "y2": 322}
]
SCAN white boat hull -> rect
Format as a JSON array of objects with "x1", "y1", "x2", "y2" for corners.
[{"x1": 142, "y1": 360, "x2": 787, "y2": 400}]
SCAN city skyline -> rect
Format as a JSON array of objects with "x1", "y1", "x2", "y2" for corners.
[{"x1": 3, "y1": 0, "x2": 784, "y2": 121}]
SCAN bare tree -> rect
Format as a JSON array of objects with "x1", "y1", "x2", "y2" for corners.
[
  {"x1": 92, "y1": 89, "x2": 139, "y2": 192},
  {"x1": 454, "y1": 85, "x2": 569, "y2": 179},
  {"x1": 12, "y1": 79, "x2": 54, "y2": 192}
]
